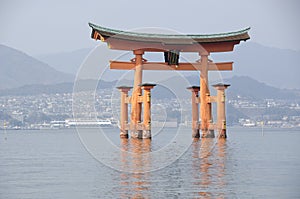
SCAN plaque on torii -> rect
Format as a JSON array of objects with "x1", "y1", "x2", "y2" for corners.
[{"x1": 89, "y1": 23, "x2": 250, "y2": 139}]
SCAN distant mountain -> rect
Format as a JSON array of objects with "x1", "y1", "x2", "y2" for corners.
[
  {"x1": 0, "y1": 79, "x2": 116, "y2": 96},
  {"x1": 35, "y1": 42, "x2": 300, "y2": 89},
  {"x1": 224, "y1": 76, "x2": 298, "y2": 100},
  {"x1": 0, "y1": 44, "x2": 74, "y2": 89},
  {"x1": 36, "y1": 48, "x2": 93, "y2": 75},
  {"x1": 1, "y1": 74, "x2": 298, "y2": 101},
  {"x1": 211, "y1": 42, "x2": 300, "y2": 89},
  {"x1": 150, "y1": 74, "x2": 299, "y2": 100}
]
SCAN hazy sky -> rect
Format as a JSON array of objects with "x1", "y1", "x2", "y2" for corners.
[{"x1": 0, "y1": 0, "x2": 299, "y2": 55}]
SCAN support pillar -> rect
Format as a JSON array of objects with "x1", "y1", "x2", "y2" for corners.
[
  {"x1": 199, "y1": 52, "x2": 214, "y2": 138},
  {"x1": 187, "y1": 86, "x2": 200, "y2": 138},
  {"x1": 140, "y1": 83, "x2": 156, "y2": 139},
  {"x1": 207, "y1": 93, "x2": 214, "y2": 136},
  {"x1": 131, "y1": 50, "x2": 144, "y2": 138},
  {"x1": 213, "y1": 84, "x2": 230, "y2": 138},
  {"x1": 117, "y1": 86, "x2": 132, "y2": 138}
]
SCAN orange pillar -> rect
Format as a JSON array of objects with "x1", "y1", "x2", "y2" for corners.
[
  {"x1": 131, "y1": 50, "x2": 144, "y2": 138},
  {"x1": 187, "y1": 86, "x2": 200, "y2": 138},
  {"x1": 213, "y1": 83, "x2": 230, "y2": 138},
  {"x1": 199, "y1": 52, "x2": 214, "y2": 138},
  {"x1": 141, "y1": 83, "x2": 156, "y2": 139},
  {"x1": 117, "y1": 86, "x2": 132, "y2": 138}
]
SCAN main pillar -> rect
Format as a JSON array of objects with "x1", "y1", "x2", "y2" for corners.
[
  {"x1": 187, "y1": 86, "x2": 200, "y2": 138},
  {"x1": 199, "y1": 52, "x2": 214, "y2": 138},
  {"x1": 131, "y1": 50, "x2": 144, "y2": 138},
  {"x1": 213, "y1": 84, "x2": 230, "y2": 138},
  {"x1": 140, "y1": 83, "x2": 156, "y2": 139},
  {"x1": 117, "y1": 86, "x2": 132, "y2": 138}
]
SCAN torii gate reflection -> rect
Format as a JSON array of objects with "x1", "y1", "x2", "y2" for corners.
[{"x1": 89, "y1": 23, "x2": 250, "y2": 139}]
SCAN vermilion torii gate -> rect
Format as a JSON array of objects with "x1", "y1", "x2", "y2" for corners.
[{"x1": 89, "y1": 23, "x2": 250, "y2": 139}]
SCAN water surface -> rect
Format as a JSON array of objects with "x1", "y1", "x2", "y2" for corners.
[{"x1": 0, "y1": 128, "x2": 299, "y2": 198}]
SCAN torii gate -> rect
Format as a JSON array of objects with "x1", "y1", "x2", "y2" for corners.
[{"x1": 89, "y1": 23, "x2": 250, "y2": 139}]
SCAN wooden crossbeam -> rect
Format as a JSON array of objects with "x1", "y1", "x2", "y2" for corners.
[{"x1": 110, "y1": 61, "x2": 232, "y2": 71}]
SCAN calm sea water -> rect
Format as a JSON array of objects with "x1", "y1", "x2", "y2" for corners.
[{"x1": 0, "y1": 127, "x2": 299, "y2": 198}]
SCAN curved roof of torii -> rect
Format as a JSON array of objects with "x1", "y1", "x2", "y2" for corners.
[{"x1": 89, "y1": 22, "x2": 250, "y2": 52}]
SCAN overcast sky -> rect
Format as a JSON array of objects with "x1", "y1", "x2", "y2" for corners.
[{"x1": 0, "y1": 0, "x2": 299, "y2": 55}]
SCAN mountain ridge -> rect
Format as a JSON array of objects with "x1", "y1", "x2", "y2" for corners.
[
  {"x1": 35, "y1": 42, "x2": 300, "y2": 89},
  {"x1": 0, "y1": 44, "x2": 74, "y2": 89},
  {"x1": 0, "y1": 75, "x2": 298, "y2": 101}
]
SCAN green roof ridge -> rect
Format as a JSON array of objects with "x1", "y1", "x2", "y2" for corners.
[{"x1": 89, "y1": 22, "x2": 250, "y2": 39}]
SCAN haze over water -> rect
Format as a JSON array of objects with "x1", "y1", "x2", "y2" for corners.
[{"x1": 0, "y1": 128, "x2": 299, "y2": 198}]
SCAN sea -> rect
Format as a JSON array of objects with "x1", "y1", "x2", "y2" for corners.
[{"x1": 0, "y1": 127, "x2": 299, "y2": 198}]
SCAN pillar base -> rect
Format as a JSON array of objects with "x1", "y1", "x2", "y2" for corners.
[
  {"x1": 219, "y1": 129, "x2": 227, "y2": 139},
  {"x1": 120, "y1": 131, "x2": 128, "y2": 139},
  {"x1": 201, "y1": 129, "x2": 215, "y2": 138},
  {"x1": 130, "y1": 130, "x2": 143, "y2": 139},
  {"x1": 142, "y1": 130, "x2": 151, "y2": 139},
  {"x1": 192, "y1": 129, "x2": 200, "y2": 138}
]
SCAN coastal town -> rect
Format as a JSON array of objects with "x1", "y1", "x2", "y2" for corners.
[{"x1": 0, "y1": 88, "x2": 299, "y2": 130}]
